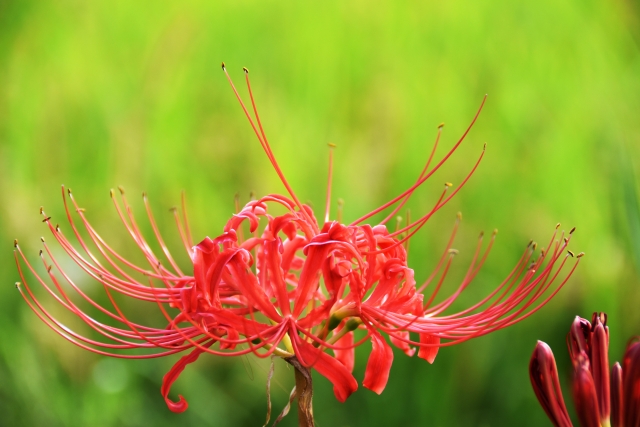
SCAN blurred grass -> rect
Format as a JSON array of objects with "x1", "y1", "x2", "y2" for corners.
[{"x1": 1, "y1": 0, "x2": 640, "y2": 425}]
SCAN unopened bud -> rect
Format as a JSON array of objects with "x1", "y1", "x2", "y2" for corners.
[{"x1": 345, "y1": 318, "x2": 362, "y2": 331}]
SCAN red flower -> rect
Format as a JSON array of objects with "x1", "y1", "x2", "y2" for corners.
[
  {"x1": 15, "y1": 65, "x2": 582, "y2": 413},
  {"x1": 529, "y1": 313, "x2": 640, "y2": 427}
]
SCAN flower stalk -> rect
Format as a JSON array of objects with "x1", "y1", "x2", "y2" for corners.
[{"x1": 286, "y1": 356, "x2": 315, "y2": 427}]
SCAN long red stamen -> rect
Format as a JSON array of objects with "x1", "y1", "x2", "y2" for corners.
[
  {"x1": 324, "y1": 143, "x2": 336, "y2": 225},
  {"x1": 380, "y1": 124, "x2": 444, "y2": 225},
  {"x1": 222, "y1": 64, "x2": 316, "y2": 230},
  {"x1": 351, "y1": 95, "x2": 486, "y2": 226}
]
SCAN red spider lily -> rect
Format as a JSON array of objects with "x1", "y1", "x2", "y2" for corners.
[
  {"x1": 15, "y1": 65, "x2": 582, "y2": 414},
  {"x1": 530, "y1": 313, "x2": 640, "y2": 427}
]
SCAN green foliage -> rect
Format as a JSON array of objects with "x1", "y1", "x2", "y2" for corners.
[{"x1": 1, "y1": 0, "x2": 639, "y2": 425}]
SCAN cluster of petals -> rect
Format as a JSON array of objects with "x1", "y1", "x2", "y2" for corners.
[
  {"x1": 530, "y1": 313, "x2": 640, "y2": 427},
  {"x1": 15, "y1": 66, "x2": 582, "y2": 413}
]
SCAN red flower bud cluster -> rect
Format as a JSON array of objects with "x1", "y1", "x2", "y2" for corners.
[{"x1": 530, "y1": 313, "x2": 640, "y2": 427}]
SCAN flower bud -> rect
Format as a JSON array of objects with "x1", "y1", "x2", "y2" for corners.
[
  {"x1": 529, "y1": 341, "x2": 572, "y2": 427},
  {"x1": 622, "y1": 340, "x2": 640, "y2": 427},
  {"x1": 590, "y1": 313, "x2": 610, "y2": 422},
  {"x1": 572, "y1": 352, "x2": 601, "y2": 427},
  {"x1": 610, "y1": 362, "x2": 622, "y2": 427}
]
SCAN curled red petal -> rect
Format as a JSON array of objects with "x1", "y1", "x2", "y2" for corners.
[
  {"x1": 161, "y1": 340, "x2": 214, "y2": 413},
  {"x1": 418, "y1": 333, "x2": 440, "y2": 364},
  {"x1": 293, "y1": 334, "x2": 358, "y2": 402},
  {"x1": 363, "y1": 330, "x2": 394, "y2": 394},
  {"x1": 333, "y1": 331, "x2": 355, "y2": 373},
  {"x1": 292, "y1": 244, "x2": 329, "y2": 317}
]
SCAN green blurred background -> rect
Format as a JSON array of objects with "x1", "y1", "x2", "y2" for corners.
[{"x1": 1, "y1": 0, "x2": 640, "y2": 426}]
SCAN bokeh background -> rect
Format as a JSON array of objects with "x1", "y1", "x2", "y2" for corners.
[{"x1": 1, "y1": 1, "x2": 640, "y2": 426}]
